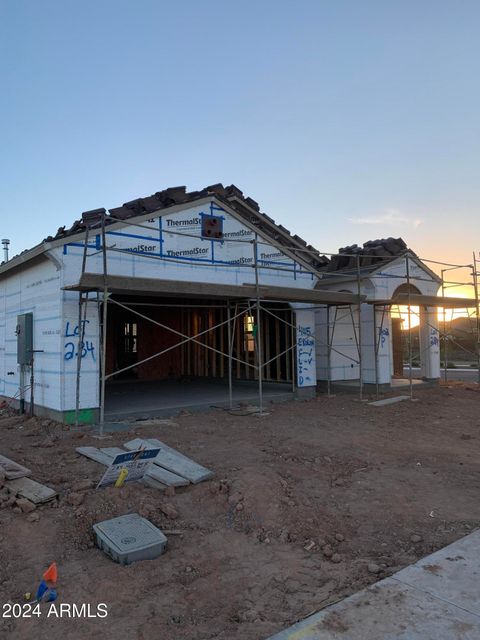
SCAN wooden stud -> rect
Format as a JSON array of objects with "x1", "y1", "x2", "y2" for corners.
[
  {"x1": 236, "y1": 308, "x2": 241, "y2": 379},
  {"x1": 265, "y1": 310, "x2": 271, "y2": 380},
  {"x1": 211, "y1": 309, "x2": 217, "y2": 377},
  {"x1": 220, "y1": 307, "x2": 225, "y2": 378},
  {"x1": 275, "y1": 315, "x2": 281, "y2": 381},
  {"x1": 285, "y1": 310, "x2": 291, "y2": 382}
]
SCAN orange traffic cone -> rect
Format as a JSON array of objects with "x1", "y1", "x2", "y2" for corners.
[{"x1": 43, "y1": 562, "x2": 57, "y2": 584}]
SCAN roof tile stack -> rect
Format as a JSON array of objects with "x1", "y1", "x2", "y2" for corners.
[
  {"x1": 42, "y1": 184, "x2": 329, "y2": 271},
  {"x1": 326, "y1": 237, "x2": 409, "y2": 272}
]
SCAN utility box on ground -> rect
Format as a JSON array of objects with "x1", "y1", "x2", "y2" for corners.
[
  {"x1": 93, "y1": 513, "x2": 167, "y2": 564},
  {"x1": 16, "y1": 313, "x2": 33, "y2": 365}
]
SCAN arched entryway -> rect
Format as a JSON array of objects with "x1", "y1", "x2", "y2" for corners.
[{"x1": 390, "y1": 283, "x2": 422, "y2": 377}]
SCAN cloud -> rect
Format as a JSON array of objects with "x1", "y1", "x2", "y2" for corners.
[{"x1": 348, "y1": 209, "x2": 423, "y2": 228}]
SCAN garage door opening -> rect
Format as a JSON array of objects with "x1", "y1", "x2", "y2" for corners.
[{"x1": 103, "y1": 296, "x2": 295, "y2": 419}]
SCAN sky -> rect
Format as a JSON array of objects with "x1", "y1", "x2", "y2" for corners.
[{"x1": 1, "y1": 0, "x2": 479, "y2": 296}]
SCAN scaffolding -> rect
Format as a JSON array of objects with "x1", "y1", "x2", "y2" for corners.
[
  {"x1": 69, "y1": 214, "x2": 364, "y2": 431},
  {"x1": 66, "y1": 211, "x2": 480, "y2": 431}
]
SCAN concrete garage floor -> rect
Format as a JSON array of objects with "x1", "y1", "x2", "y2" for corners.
[
  {"x1": 268, "y1": 529, "x2": 480, "y2": 640},
  {"x1": 105, "y1": 378, "x2": 294, "y2": 420}
]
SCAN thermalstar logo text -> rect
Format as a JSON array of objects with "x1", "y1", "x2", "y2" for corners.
[
  {"x1": 226, "y1": 256, "x2": 253, "y2": 265},
  {"x1": 165, "y1": 217, "x2": 200, "y2": 227},
  {"x1": 222, "y1": 229, "x2": 253, "y2": 238},
  {"x1": 166, "y1": 247, "x2": 209, "y2": 257},
  {"x1": 125, "y1": 244, "x2": 157, "y2": 253}
]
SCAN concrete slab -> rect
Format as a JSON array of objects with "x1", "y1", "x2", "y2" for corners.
[
  {"x1": 267, "y1": 530, "x2": 480, "y2": 640},
  {"x1": 392, "y1": 530, "x2": 480, "y2": 615},
  {"x1": 105, "y1": 379, "x2": 293, "y2": 421},
  {"x1": 369, "y1": 395, "x2": 411, "y2": 406},
  {"x1": 267, "y1": 577, "x2": 480, "y2": 639}
]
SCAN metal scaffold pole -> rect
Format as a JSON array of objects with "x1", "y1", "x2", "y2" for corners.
[
  {"x1": 75, "y1": 225, "x2": 90, "y2": 427},
  {"x1": 75, "y1": 291, "x2": 84, "y2": 427},
  {"x1": 356, "y1": 256, "x2": 364, "y2": 401},
  {"x1": 254, "y1": 236, "x2": 264, "y2": 415},
  {"x1": 326, "y1": 305, "x2": 331, "y2": 397},
  {"x1": 227, "y1": 301, "x2": 233, "y2": 409},
  {"x1": 473, "y1": 252, "x2": 480, "y2": 384},
  {"x1": 290, "y1": 311, "x2": 296, "y2": 393},
  {"x1": 441, "y1": 268, "x2": 448, "y2": 383},
  {"x1": 99, "y1": 212, "x2": 109, "y2": 436},
  {"x1": 373, "y1": 303, "x2": 379, "y2": 399},
  {"x1": 405, "y1": 254, "x2": 414, "y2": 401}
]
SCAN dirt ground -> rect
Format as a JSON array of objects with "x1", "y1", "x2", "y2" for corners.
[{"x1": 1, "y1": 383, "x2": 480, "y2": 640}]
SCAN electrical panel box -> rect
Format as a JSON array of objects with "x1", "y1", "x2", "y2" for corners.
[
  {"x1": 201, "y1": 215, "x2": 223, "y2": 239},
  {"x1": 16, "y1": 313, "x2": 33, "y2": 365}
]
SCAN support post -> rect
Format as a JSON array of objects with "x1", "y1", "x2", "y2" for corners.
[
  {"x1": 441, "y1": 268, "x2": 448, "y2": 383},
  {"x1": 326, "y1": 305, "x2": 331, "y2": 396},
  {"x1": 227, "y1": 301, "x2": 233, "y2": 409},
  {"x1": 75, "y1": 291, "x2": 90, "y2": 426},
  {"x1": 75, "y1": 226, "x2": 90, "y2": 427},
  {"x1": 373, "y1": 304, "x2": 379, "y2": 398},
  {"x1": 29, "y1": 356, "x2": 34, "y2": 417},
  {"x1": 406, "y1": 255, "x2": 413, "y2": 400},
  {"x1": 356, "y1": 256, "x2": 363, "y2": 401},
  {"x1": 99, "y1": 213, "x2": 108, "y2": 435},
  {"x1": 254, "y1": 236, "x2": 263, "y2": 414},
  {"x1": 19, "y1": 366, "x2": 25, "y2": 414},
  {"x1": 75, "y1": 293, "x2": 83, "y2": 426},
  {"x1": 290, "y1": 310, "x2": 296, "y2": 392},
  {"x1": 473, "y1": 253, "x2": 480, "y2": 384}
]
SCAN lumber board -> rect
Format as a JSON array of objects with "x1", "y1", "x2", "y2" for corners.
[
  {"x1": 141, "y1": 476, "x2": 167, "y2": 491},
  {"x1": 76, "y1": 446, "x2": 113, "y2": 466},
  {"x1": 146, "y1": 465, "x2": 189, "y2": 487},
  {"x1": 100, "y1": 447, "x2": 127, "y2": 458},
  {"x1": 0, "y1": 453, "x2": 31, "y2": 479},
  {"x1": 7, "y1": 477, "x2": 57, "y2": 504},
  {"x1": 124, "y1": 438, "x2": 214, "y2": 484},
  {"x1": 100, "y1": 447, "x2": 188, "y2": 487},
  {"x1": 66, "y1": 273, "x2": 364, "y2": 304},
  {"x1": 368, "y1": 395, "x2": 411, "y2": 407}
]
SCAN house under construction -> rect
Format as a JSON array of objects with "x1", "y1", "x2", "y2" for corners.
[{"x1": 0, "y1": 184, "x2": 476, "y2": 424}]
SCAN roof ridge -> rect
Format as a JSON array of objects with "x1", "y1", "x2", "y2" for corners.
[{"x1": 39, "y1": 183, "x2": 329, "y2": 271}]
